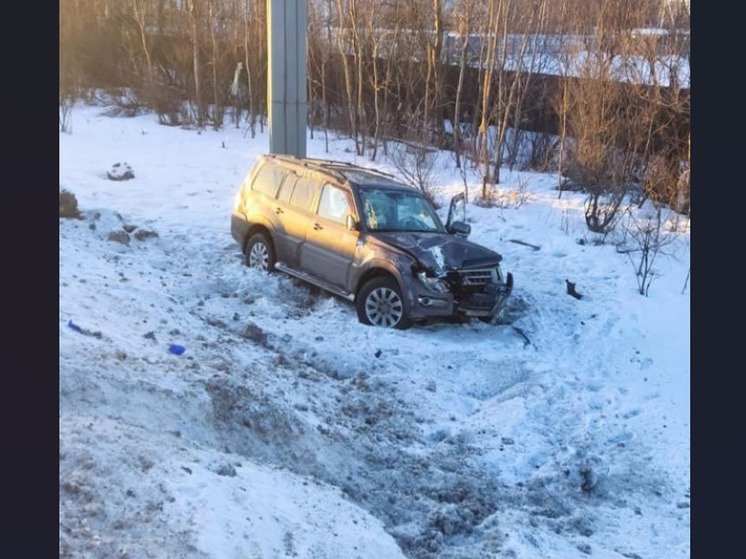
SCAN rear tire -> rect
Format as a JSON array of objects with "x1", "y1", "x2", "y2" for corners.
[
  {"x1": 245, "y1": 232, "x2": 275, "y2": 272},
  {"x1": 356, "y1": 276, "x2": 412, "y2": 330}
]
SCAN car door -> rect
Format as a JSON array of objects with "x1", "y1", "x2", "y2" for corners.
[
  {"x1": 273, "y1": 173, "x2": 319, "y2": 268},
  {"x1": 301, "y1": 183, "x2": 359, "y2": 289}
]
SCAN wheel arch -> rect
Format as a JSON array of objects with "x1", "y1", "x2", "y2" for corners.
[
  {"x1": 354, "y1": 265, "x2": 405, "y2": 301},
  {"x1": 243, "y1": 223, "x2": 274, "y2": 254}
]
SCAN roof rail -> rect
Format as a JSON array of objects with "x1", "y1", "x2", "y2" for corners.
[
  {"x1": 304, "y1": 158, "x2": 399, "y2": 181},
  {"x1": 264, "y1": 154, "x2": 348, "y2": 181},
  {"x1": 313, "y1": 158, "x2": 396, "y2": 175},
  {"x1": 264, "y1": 154, "x2": 399, "y2": 182}
]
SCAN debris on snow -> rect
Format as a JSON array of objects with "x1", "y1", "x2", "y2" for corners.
[
  {"x1": 107, "y1": 230, "x2": 131, "y2": 245},
  {"x1": 168, "y1": 344, "x2": 186, "y2": 356},
  {"x1": 241, "y1": 321, "x2": 268, "y2": 345},
  {"x1": 134, "y1": 228, "x2": 159, "y2": 241},
  {"x1": 214, "y1": 463, "x2": 237, "y2": 477},
  {"x1": 566, "y1": 279, "x2": 583, "y2": 300},
  {"x1": 509, "y1": 238, "x2": 541, "y2": 250},
  {"x1": 107, "y1": 161, "x2": 135, "y2": 181},
  {"x1": 66, "y1": 320, "x2": 102, "y2": 339}
]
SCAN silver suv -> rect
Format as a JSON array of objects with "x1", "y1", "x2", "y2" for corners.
[{"x1": 231, "y1": 155, "x2": 513, "y2": 329}]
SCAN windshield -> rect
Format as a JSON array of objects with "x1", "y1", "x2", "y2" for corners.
[{"x1": 359, "y1": 188, "x2": 444, "y2": 233}]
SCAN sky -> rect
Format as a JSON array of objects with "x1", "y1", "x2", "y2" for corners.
[{"x1": 59, "y1": 103, "x2": 690, "y2": 559}]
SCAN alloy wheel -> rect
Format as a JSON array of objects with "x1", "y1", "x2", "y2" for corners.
[
  {"x1": 364, "y1": 287, "x2": 404, "y2": 327},
  {"x1": 248, "y1": 242, "x2": 269, "y2": 270}
]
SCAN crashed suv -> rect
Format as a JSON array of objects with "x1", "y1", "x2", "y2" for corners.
[{"x1": 231, "y1": 155, "x2": 513, "y2": 329}]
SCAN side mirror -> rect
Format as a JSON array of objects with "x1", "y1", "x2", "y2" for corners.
[
  {"x1": 446, "y1": 192, "x2": 466, "y2": 231},
  {"x1": 346, "y1": 214, "x2": 359, "y2": 231},
  {"x1": 448, "y1": 220, "x2": 471, "y2": 237}
]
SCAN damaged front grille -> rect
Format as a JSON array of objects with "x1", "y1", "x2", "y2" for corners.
[
  {"x1": 459, "y1": 268, "x2": 497, "y2": 286},
  {"x1": 443, "y1": 267, "x2": 498, "y2": 297},
  {"x1": 441, "y1": 266, "x2": 508, "y2": 315}
]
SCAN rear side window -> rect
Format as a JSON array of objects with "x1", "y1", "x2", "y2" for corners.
[
  {"x1": 289, "y1": 176, "x2": 320, "y2": 212},
  {"x1": 277, "y1": 173, "x2": 297, "y2": 203},
  {"x1": 251, "y1": 163, "x2": 284, "y2": 198}
]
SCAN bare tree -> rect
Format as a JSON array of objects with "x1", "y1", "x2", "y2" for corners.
[
  {"x1": 563, "y1": 1, "x2": 638, "y2": 232},
  {"x1": 365, "y1": 2, "x2": 385, "y2": 160},
  {"x1": 390, "y1": 140, "x2": 439, "y2": 207},
  {"x1": 131, "y1": 0, "x2": 154, "y2": 80},
  {"x1": 491, "y1": 0, "x2": 549, "y2": 184},
  {"x1": 207, "y1": 0, "x2": 223, "y2": 129},
  {"x1": 243, "y1": 0, "x2": 266, "y2": 137},
  {"x1": 319, "y1": 0, "x2": 337, "y2": 152},
  {"x1": 476, "y1": 0, "x2": 502, "y2": 193},
  {"x1": 421, "y1": 0, "x2": 444, "y2": 143},
  {"x1": 335, "y1": 0, "x2": 362, "y2": 154},
  {"x1": 58, "y1": 0, "x2": 688, "y2": 210},
  {"x1": 188, "y1": 0, "x2": 205, "y2": 130},
  {"x1": 59, "y1": 1, "x2": 81, "y2": 133},
  {"x1": 617, "y1": 207, "x2": 674, "y2": 296},
  {"x1": 565, "y1": 82, "x2": 632, "y2": 233},
  {"x1": 451, "y1": 0, "x2": 476, "y2": 170},
  {"x1": 554, "y1": 3, "x2": 576, "y2": 199}
]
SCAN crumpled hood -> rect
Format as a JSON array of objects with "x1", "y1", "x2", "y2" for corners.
[{"x1": 371, "y1": 231, "x2": 502, "y2": 273}]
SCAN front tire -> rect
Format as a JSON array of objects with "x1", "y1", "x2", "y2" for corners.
[
  {"x1": 356, "y1": 276, "x2": 412, "y2": 330},
  {"x1": 245, "y1": 232, "x2": 275, "y2": 272}
]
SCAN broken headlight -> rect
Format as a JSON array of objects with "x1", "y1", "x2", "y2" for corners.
[{"x1": 416, "y1": 271, "x2": 449, "y2": 293}]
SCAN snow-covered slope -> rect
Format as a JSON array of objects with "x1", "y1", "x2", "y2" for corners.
[{"x1": 60, "y1": 105, "x2": 690, "y2": 558}]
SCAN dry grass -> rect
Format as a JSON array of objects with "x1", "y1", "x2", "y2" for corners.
[{"x1": 59, "y1": 189, "x2": 80, "y2": 219}]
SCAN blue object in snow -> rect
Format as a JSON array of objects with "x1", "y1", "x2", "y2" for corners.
[
  {"x1": 169, "y1": 344, "x2": 186, "y2": 356},
  {"x1": 68, "y1": 320, "x2": 84, "y2": 334}
]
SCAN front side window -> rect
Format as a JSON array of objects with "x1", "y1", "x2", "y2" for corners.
[
  {"x1": 317, "y1": 185, "x2": 352, "y2": 224},
  {"x1": 359, "y1": 188, "x2": 443, "y2": 232}
]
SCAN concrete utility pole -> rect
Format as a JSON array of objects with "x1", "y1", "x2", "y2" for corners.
[{"x1": 268, "y1": 0, "x2": 308, "y2": 157}]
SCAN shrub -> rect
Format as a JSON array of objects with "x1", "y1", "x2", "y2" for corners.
[{"x1": 59, "y1": 189, "x2": 80, "y2": 219}]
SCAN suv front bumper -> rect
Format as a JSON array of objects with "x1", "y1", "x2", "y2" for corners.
[{"x1": 408, "y1": 272, "x2": 514, "y2": 320}]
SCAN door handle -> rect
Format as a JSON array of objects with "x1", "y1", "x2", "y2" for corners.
[
  {"x1": 274, "y1": 207, "x2": 283, "y2": 214},
  {"x1": 313, "y1": 223, "x2": 322, "y2": 230}
]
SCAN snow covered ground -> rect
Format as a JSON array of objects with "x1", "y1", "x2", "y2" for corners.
[{"x1": 59, "y1": 104, "x2": 690, "y2": 558}]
